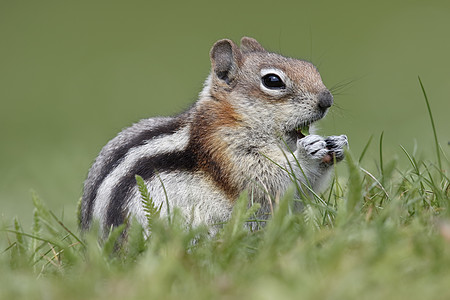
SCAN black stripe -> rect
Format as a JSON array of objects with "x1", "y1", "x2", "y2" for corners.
[
  {"x1": 81, "y1": 117, "x2": 184, "y2": 230},
  {"x1": 105, "y1": 148, "x2": 197, "y2": 228}
]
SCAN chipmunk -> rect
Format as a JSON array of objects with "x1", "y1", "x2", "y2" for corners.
[{"x1": 80, "y1": 37, "x2": 348, "y2": 236}]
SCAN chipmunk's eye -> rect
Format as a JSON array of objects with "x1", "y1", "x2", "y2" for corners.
[{"x1": 262, "y1": 74, "x2": 286, "y2": 89}]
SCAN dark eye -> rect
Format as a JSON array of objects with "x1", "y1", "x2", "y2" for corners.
[{"x1": 262, "y1": 74, "x2": 286, "y2": 89}]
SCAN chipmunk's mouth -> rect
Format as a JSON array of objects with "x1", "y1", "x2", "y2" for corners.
[
  {"x1": 287, "y1": 124, "x2": 310, "y2": 141},
  {"x1": 286, "y1": 114, "x2": 324, "y2": 142},
  {"x1": 295, "y1": 125, "x2": 309, "y2": 139}
]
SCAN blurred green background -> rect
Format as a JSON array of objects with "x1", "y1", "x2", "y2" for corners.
[{"x1": 1, "y1": 0, "x2": 449, "y2": 226}]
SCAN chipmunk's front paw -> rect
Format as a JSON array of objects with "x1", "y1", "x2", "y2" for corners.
[
  {"x1": 298, "y1": 135, "x2": 329, "y2": 161},
  {"x1": 297, "y1": 134, "x2": 348, "y2": 164},
  {"x1": 325, "y1": 135, "x2": 348, "y2": 163}
]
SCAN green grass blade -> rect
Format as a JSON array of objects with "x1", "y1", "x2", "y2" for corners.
[
  {"x1": 5, "y1": 230, "x2": 67, "y2": 250},
  {"x1": 31, "y1": 192, "x2": 59, "y2": 236},
  {"x1": 31, "y1": 208, "x2": 41, "y2": 269},
  {"x1": 418, "y1": 76, "x2": 442, "y2": 172},
  {"x1": 156, "y1": 173, "x2": 171, "y2": 225},
  {"x1": 343, "y1": 151, "x2": 362, "y2": 220},
  {"x1": 379, "y1": 131, "x2": 384, "y2": 183},
  {"x1": 49, "y1": 211, "x2": 86, "y2": 248},
  {"x1": 102, "y1": 224, "x2": 127, "y2": 257},
  {"x1": 13, "y1": 218, "x2": 27, "y2": 258},
  {"x1": 359, "y1": 135, "x2": 373, "y2": 164},
  {"x1": 400, "y1": 145, "x2": 420, "y2": 174}
]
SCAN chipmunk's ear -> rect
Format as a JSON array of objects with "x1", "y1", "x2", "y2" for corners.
[
  {"x1": 240, "y1": 37, "x2": 266, "y2": 53},
  {"x1": 210, "y1": 39, "x2": 242, "y2": 85}
]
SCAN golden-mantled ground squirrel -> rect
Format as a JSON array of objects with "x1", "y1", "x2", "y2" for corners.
[{"x1": 80, "y1": 37, "x2": 348, "y2": 236}]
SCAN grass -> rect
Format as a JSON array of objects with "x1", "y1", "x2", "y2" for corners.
[{"x1": 1, "y1": 86, "x2": 450, "y2": 300}]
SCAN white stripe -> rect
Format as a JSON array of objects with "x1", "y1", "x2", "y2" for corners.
[
  {"x1": 126, "y1": 170, "x2": 233, "y2": 236},
  {"x1": 92, "y1": 124, "x2": 191, "y2": 226}
]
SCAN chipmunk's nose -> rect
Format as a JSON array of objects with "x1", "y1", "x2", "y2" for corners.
[{"x1": 318, "y1": 90, "x2": 333, "y2": 111}]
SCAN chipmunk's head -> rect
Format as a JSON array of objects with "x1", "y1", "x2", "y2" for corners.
[{"x1": 205, "y1": 37, "x2": 333, "y2": 149}]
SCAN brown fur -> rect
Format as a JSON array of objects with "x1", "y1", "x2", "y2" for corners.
[{"x1": 189, "y1": 99, "x2": 243, "y2": 201}]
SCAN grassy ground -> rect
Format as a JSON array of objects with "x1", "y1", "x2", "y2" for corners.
[{"x1": 1, "y1": 91, "x2": 449, "y2": 300}]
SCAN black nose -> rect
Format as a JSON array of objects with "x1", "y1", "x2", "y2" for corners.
[{"x1": 318, "y1": 90, "x2": 333, "y2": 111}]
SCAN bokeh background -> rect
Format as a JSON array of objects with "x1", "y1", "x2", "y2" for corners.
[{"x1": 1, "y1": 0, "x2": 449, "y2": 227}]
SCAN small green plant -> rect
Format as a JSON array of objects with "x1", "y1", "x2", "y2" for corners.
[
  {"x1": 135, "y1": 174, "x2": 162, "y2": 233},
  {"x1": 4, "y1": 193, "x2": 85, "y2": 274}
]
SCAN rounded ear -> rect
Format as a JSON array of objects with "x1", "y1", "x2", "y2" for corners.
[
  {"x1": 210, "y1": 39, "x2": 242, "y2": 85},
  {"x1": 240, "y1": 37, "x2": 266, "y2": 53}
]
